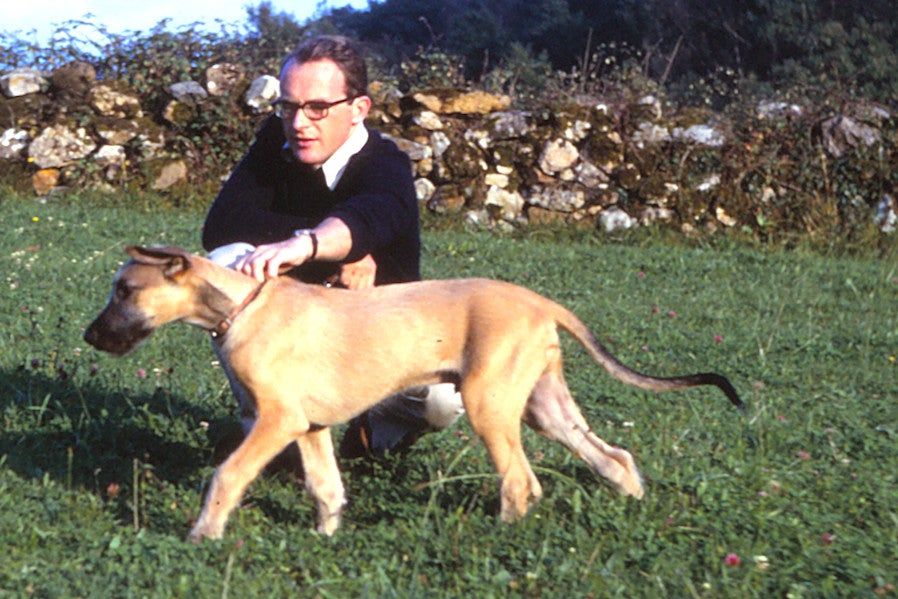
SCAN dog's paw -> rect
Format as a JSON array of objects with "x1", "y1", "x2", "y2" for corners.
[
  {"x1": 187, "y1": 531, "x2": 205, "y2": 545},
  {"x1": 316, "y1": 513, "x2": 341, "y2": 537},
  {"x1": 626, "y1": 481, "x2": 646, "y2": 500},
  {"x1": 188, "y1": 521, "x2": 224, "y2": 543},
  {"x1": 616, "y1": 473, "x2": 645, "y2": 499}
]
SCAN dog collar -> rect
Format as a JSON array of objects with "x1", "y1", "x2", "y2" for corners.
[{"x1": 210, "y1": 281, "x2": 267, "y2": 340}]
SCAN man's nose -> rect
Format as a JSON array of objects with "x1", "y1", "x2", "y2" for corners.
[{"x1": 291, "y1": 108, "x2": 314, "y2": 128}]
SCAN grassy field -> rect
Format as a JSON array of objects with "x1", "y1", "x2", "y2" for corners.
[{"x1": 1, "y1": 194, "x2": 897, "y2": 597}]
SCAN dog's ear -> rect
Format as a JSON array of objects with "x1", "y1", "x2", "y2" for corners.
[{"x1": 125, "y1": 245, "x2": 193, "y2": 277}]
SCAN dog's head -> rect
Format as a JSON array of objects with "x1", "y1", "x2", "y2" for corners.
[{"x1": 83, "y1": 246, "x2": 198, "y2": 356}]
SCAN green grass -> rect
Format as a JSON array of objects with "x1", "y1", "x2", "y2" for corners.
[{"x1": 1, "y1": 193, "x2": 897, "y2": 597}]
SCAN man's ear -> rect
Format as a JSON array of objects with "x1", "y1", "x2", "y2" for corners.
[
  {"x1": 125, "y1": 245, "x2": 193, "y2": 277},
  {"x1": 351, "y1": 95, "x2": 371, "y2": 125}
]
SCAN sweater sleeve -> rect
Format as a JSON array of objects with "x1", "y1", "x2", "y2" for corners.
[
  {"x1": 328, "y1": 134, "x2": 419, "y2": 265},
  {"x1": 201, "y1": 117, "x2": 316, "y2": 251}
]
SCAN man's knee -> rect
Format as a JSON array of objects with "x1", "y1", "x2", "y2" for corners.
[{"x1": 207, "y1": 242, "x2": 256, "y2": 268}]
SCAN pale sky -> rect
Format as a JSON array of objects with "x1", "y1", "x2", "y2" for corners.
[{"x1": 3, "y1": 0, "x2": 370, "y2": 43}]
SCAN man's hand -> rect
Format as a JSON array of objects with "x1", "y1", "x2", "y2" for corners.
[
  {"x1": 234, "y1": 235, "x2": 314, "y2": 281},
  {"x1": 332, "y1": 254, "x2": 377, "y2": 290}
]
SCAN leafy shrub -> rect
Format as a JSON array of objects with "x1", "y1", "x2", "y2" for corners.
[{"x1": 397, "y1": 47, "x2": 468, "y2": 91}]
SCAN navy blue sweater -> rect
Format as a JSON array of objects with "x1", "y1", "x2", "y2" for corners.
[{"x1": 202, "y1": 117, "x2": 421, "y2": 285}]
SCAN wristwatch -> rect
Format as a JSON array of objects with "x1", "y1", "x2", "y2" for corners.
[{"x1": 293, "y1": 229, "x2": 319, "y2": 259}]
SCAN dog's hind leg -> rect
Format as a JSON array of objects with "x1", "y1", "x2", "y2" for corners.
[
  {"x1": 524, "y1": 368, "x2": 644, "y2": 499},
  {"x1": 295, "y1": 428, "x2": 345, "y2": 536},
  {"x1": 462, "y1": 369, "x2": 543, "y2": 521}
]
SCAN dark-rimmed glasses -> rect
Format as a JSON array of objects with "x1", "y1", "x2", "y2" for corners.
[{"x1": 272, "y1": 97, "x2": 355, "y2": 121}]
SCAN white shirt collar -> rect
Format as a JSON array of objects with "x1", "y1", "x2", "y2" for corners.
[{"x1": 319, "y1": 124, "x2": 369, "y2": 190}]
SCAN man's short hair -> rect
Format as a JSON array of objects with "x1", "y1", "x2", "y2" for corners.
[{"x1": 282, "y1": 35, "x2": 368, "y2": 98}]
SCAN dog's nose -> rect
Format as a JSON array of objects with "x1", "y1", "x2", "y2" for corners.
[{"x1": 83, "y1": 324, "x2": 101, "y2": 348}]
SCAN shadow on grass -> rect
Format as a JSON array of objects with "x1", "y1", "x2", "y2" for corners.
[
  {"x1": 0, "y1": 363, "x2": 502, "y2": 534},
  {"x1": 0, "y1": 365, "x2": 227, "y2": 497},
  {"x1": 0, "y1": 364, "x2": 399, "y2": 532}
]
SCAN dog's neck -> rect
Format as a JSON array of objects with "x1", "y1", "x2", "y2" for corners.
[
  {"x1": 208, "y1": 280, "x2": 267, "y2": 340},
  {"x1": 187, "y1": 256, "x2": 267, "y2": 339}
]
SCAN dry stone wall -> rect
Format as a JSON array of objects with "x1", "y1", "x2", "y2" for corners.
[{"x1": 2, "y1": 61, "x2": 896, "y2": 235}]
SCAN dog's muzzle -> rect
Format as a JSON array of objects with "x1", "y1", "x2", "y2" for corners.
[{"x1": 84, "y1": 311, "x2": 155, "y2": 356}]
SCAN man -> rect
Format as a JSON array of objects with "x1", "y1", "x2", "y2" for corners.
[{"x1": 202, "y1": 35, "x2": 462, "y2": 458}]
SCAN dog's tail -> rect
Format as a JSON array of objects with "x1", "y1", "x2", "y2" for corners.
[{"x1": 553, "y1": 305, "x2": 744, "y2": 411}]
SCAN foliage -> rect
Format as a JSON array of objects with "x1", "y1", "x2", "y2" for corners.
[
  {"x1": 1, "y1": 194, "x2": 898, "y2": 595},
  {"x1": 2, "y1": 0, "x2": 897, "y2": 102},
  {"x1": 328, "y1": 0, "x2": 898, "y2": 101},
  {"x1": 478, "y1": 42, "x2": 555, "y2": 104},
  {"x1": 1, "y1": 2, "x2": 897, "y2": 246},
  {"x1": 716, "y1": 100, "x2": 898, "y2": 247},
  {"x1": 396, "y1": 47, "x2": 468, "y2": 91}
]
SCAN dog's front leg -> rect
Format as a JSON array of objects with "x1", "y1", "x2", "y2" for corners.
[
  {"x1": 211, "y1": 341, "x2": 258, "y2": 435},
  {"x1": 189, "y1": 416, "x2": 297, "y2": 542},
  {"x1": 295, "y1": 428, "x2": 345, "y2": 536}
]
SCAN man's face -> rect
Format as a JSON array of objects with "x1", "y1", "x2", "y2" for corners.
[{"x1": 278, "y1": 58, "x2": 370, "y2": 168}]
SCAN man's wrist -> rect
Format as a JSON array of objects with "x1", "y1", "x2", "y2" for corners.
[{"x1": 293, "y1": 229, "x2": 318, "y2": 260}]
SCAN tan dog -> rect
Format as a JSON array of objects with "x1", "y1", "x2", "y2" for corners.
[{"x1": 84, "y1": 246, "x2": 743, "y2": 541}]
